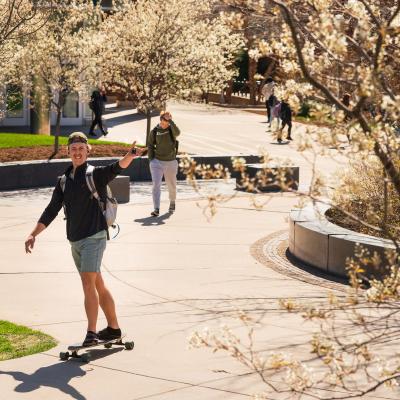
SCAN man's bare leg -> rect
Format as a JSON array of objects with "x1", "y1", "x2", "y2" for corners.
[
  {"x1": 80, "y1": 272, "x2": 99, "y2": 332},
  {"x1": 96, "y1": 273, "x2": 119, "y2": 329}
]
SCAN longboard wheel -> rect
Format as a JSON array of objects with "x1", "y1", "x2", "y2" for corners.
[
  {"x1": 125, "y1": 341, "x2": 134, "y2": 350},
  {"x1": 104, "y1": 343, "x2": 112, "y2": 349},
  {"x1": 81, "y1": 353, "x2": 91, "y2": 363},
  {"x1": 60, "y1": 351, "x2": 69, "y2": 361}
]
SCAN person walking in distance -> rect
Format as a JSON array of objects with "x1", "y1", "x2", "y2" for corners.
[
  {"x1": 277, "y1": 99, "x2": 293, "y2": 143},
  {"x1": 342, "y1": 92, "x2": 352, "y2": 142},
  {"x1": 147, "y1": 111, "x2": 180, "y2": 217},
  {"x1": 88, "y1": 87, "x2": 108, "y2": 137},
  {"x1": 261, "y1": 77, "x2": 275, "y2": 125},
  {"x1": 25, "y1": 132, "x2": 144, "y2": 346}
]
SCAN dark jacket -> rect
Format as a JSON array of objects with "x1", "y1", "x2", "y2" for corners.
[
  {"x1": 90, "y1": 90, "x2": 107, "y2": 115},
  {"x1": 280, "y1": 101, "x2": 292, "y2": 122},
  {"x1": 38, "y1": 161, "x2": 122, "y2": 242}
]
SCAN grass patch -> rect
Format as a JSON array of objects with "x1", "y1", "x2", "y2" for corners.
[
  {"x1": 0, "y1": 320, "x2": 57, "y2": 360},
  {"x1": 0, "y1": 133, "x2": 131, "y2": 149},
  {"x1": 294, "y1": 115, "x2": 335, "y2": 127}
]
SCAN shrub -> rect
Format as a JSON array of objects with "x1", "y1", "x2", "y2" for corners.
[{"x1": 327, "y1": 158, "x2": 400, "y2": 239}]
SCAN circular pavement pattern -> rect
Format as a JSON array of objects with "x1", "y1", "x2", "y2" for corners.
[{"x1": 251, "y1": 230, "x2": 348, "y2": 292}]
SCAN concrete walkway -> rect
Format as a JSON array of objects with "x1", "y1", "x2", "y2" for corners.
[
  {"x1": 0, "y1": 103, "x2": 397, "y2": 399},
  {"x1": 98, "y1": 101, "x2": 348, "y2": 191},
  {"x1": 0, "y1": 181, "x2": 398, "y2": 400}
]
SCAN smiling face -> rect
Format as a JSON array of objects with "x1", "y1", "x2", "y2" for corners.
[
  {"x1": 68, "y1": 142, "x2": 89, "y2": 168},
  {"x1": 160, "y1": 118, "x2": 170, "y2": 130}
]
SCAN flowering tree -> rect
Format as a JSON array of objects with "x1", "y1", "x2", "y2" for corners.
[
  {"x1": 218, "y1": 0, "x2": 276, "y2": 104},
  {"x1": 0, "y1": 0, "x2": 52, "y2": 119},
  {"x1": 0, "y1": 0, "x2": 51, "y2": 46},
  {"x1": 186, "y1": 1, "x2": 400, "y2": 398},
  {"x1": 100, "y1": 0, "x2": 242, "y2": 139},
  {"x1": 12, "y1": 1, "x2": 103, "y2": 155}
]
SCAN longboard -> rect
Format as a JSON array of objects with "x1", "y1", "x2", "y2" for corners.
[{"x1": 60, "y1": 334, "x2": 134, "y2": 362}]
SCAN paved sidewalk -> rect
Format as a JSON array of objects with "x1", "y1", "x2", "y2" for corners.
[
  {"x1": 0, "y1": 102, "x2": 396, "y2": 399},
  {"x1": 0, "y1": 183, "x2": 398, "y2": 400},
  {"x1": 98, "y1": 101, "x2": 348, "y2": 191}
]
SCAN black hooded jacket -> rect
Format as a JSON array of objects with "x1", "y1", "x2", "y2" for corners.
[{"x1": 38, "y1": 161, "x2": 122, "y2": 242}]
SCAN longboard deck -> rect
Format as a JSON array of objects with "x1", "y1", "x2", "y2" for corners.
[
  {"x1": 68, "y1": 334, "x2": 126, "y2": 351},
  {"x1": 60, "y1": 334, "x2": 134, "y2": 362}
]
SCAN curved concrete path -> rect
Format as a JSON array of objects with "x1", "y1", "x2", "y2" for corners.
[
  {"x1": 0, "y1": 184, "x2": 398, "y2": 400},
  {"x1": 99, "y1": 101, "x2": 349, "y2": 192}
]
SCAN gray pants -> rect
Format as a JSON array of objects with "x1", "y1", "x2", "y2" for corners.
[{"x1": 150, "y1": 159, "x2": 178, "y2": 209}]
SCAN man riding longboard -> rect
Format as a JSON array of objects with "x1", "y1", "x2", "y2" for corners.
[{"x1": 25, "y1": 132, "x2": 144, "y2": 346}]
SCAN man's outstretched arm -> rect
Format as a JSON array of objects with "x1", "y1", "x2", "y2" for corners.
[
  {"x1": 25, "y1": 223, "x2": 47, "y2": 253},
  {"x1": 25, "y1": 180, "x2": 63, "y2": 254}
]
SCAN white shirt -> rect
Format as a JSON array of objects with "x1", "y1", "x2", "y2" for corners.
[{"x1": 261, "y1": 82, "x2": 274, "y2": 99}]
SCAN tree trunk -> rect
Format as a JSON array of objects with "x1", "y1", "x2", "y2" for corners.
[
  {"x1": 248, "y1": 57, "x2": 258, "y2": 105},
  {"x1": 48, "y1": 105, "x2": 62, "y2": 160},
  {"x1": 145, "y1": 108, "x2": 152, "y2": 146},
  {"x1": 263, "y1": 58, "x2": 276, "y2": 84},
  {"x1": 54, "y1": 107, "x2": 61, "y2": 154},
  {"x1": 30, "y1": 75, "x2": 51, "y2": 135},
  {"x1": 225, "y1": 80, "x2": 233, "y2": 104}
]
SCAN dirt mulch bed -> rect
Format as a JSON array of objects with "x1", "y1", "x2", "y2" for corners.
[
  {"x1": 0, "y1": 144, "x2": 132, "y2": 163},
  {"x1": 325, "y1": 208, "x2": 395, "y2": 240}
]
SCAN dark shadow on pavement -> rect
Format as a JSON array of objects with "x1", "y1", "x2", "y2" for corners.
[
  {"x1": 0, "y1": 348, "x2": 123, "y2": 400},
  {"x1": 134, "y1": 212, "x2": 172, "y2": 226},
  {"x1": 285, "y1": 248, "x2": 349, "y2": 285},
  {"x1": 0, "y1": 362, "x2": 87, "y2": 400},
  {"x1": 0, "y1": 108, "x2": 158, "y2": 138}
]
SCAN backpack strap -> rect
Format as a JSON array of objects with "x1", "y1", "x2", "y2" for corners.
[
  {"x1": 59, "y1": 175, "x2": 67, "y2": 220},
  {"x1": 85, "y1": 165, "x2": 101, "y2": 201},
  {"x1": 60, "y1": 174, "x2": 67, "y2": 193},
  {"x1": 168, "y1": 126, "x2": 175, "y2": 145},
  {"x1": 168, "y1": 127, "x2": 178, "y2": 155},
  {"x1": 85, "y1": 164, "x2": 110, "y2": 239}
]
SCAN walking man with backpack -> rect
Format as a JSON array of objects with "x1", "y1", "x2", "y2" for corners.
[
  {"x1": 147, "y1": 111, "x2": 180, "y2": 217},
  {"x1": 277, "y1": 99, "x2": 293, "y2": 143},
  {"x1": 24, "y1": 132, "x2": 144, "y2": 346},
  {"x1": 88, "y1": 87, "x2": 108, "y2": 137}
]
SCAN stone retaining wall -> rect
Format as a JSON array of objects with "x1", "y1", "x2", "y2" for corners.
[
  {"x1": 289, "y1": 204, "x2": 395, "y2": 279},
  {"x1": 0, "y1": 155, "x2": 261, "y2": 191}
]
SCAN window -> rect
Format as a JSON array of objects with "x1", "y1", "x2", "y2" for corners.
[
  {"x1": 6, "y1": 85, "x2": 24, "y2": 118},
  {"x1": 63, "y1": 92, "x2": 79, "y2": 118}
]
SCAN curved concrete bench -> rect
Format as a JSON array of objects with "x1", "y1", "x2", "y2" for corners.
[{"x1": 289, "y1": 204, "x2": 395, "y2": 279}]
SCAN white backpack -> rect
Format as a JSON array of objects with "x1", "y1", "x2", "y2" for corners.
[{"x1": 60, "y1": 165, "x2": 118, "y2": 227}]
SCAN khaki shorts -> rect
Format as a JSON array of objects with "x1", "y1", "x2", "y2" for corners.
[{"x1": 70, "y1": 230, "x2": 107, "y2": 273}]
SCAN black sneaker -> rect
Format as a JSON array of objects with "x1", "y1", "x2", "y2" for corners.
[
  {"x1": 98, "y1": 327, "x2": 122, "y2": 341},
  {"x1": 287, "y1": 136, "x2": 293, "y2": 141},
  {"x1": 169, "y1": 202, "x2": 175, "y2": 213},
  {"x1": 82, "y1": 331, "x2": 99, "y2": 347},
  {"x1": 151, "y1": 208, "x2": 160, "y2": 217},
  {"x1": 277, "y1": 138, "x2": 282, "y2": 143}
]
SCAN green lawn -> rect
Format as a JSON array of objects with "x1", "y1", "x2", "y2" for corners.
[
  {"x1": 0, "y1": 320, "x2": 57, "y2": 361},
  {"x1": 0, "y1": 133, "x2": 131, "y2": 149}
]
